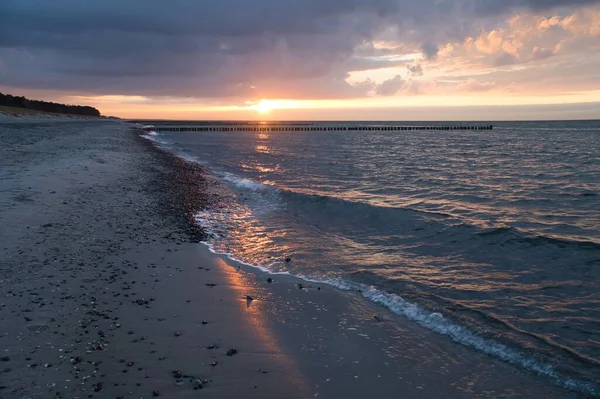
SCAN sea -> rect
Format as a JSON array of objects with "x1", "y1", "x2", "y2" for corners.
[{"x1": 139, "y1": 120, "x2": 600, "y2": 395}]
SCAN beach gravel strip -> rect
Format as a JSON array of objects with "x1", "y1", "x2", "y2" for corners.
[{"x1": 0, "y1": 122, "x2": 293, "y2": 398}]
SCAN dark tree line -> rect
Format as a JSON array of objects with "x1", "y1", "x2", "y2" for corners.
[{"x1": 0, "y1": 92, "x2": 101, "y2": 116}]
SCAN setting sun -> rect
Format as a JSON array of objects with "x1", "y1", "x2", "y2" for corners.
[
  {"x1": 254, "y1": 100, "x2": 272, "y2": 114},
  {"x1": 247, "y1": 99, "x2": 290, "y2": 114}
]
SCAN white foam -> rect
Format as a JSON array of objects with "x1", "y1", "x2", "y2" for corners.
[
  {"x1": 177, "y1": 153, "x2": 207, "y2": 165},
  {"x1": 221, "y1": 172, "x2": 269, "y2": 191},
  {"x1": 140, "y1": 133, "x2": 170, "y2": 145},
  {"x1": 288, "y1": 276, "x2": 595, "y2": 395},
  {"x1": 201, "y1": 240, "x2": 292, "y2": 276},
  {"x1": 195, "y1": 211, "x2": 220, "y2": 238},
  {"x1": 141, "y1": 134, "x2": 157, "y2": 142}
]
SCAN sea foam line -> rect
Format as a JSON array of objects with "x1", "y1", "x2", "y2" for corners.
[
  {"x1": 199, "y1": 229, "x2": 598, "y2": 395},
  {"x1": 221, "y1": 172, "x2": 271, "y2": 191}
]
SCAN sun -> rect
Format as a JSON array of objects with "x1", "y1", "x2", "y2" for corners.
[
  {"x1": 244, "y1": 99, "x2": 298, "y2": 115},
  {"x1": 254, "y1": 101, "x2": 272, "y2": 114},
  {"x1": 247, "y1": 99, "x2": 280, "y2": 114}
]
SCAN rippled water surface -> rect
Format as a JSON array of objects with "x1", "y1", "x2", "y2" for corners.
[{"x1": 147, "y1": 120, "x2": 600, "y2": 393}]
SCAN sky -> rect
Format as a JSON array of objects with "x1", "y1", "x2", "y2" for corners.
[{"x1": 1, "y1": 0, "x2": 600, "y2": 120}]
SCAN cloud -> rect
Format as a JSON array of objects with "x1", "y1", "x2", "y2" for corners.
[
  {"x1": 376, "y1": 75, "x2": 405, "y2": 95},
  {"x1": 531, "y1": 46, "x2": 555, "y2": 59},
  {"x1": 456, "y1": 78, "x2": 497, "y2": 91},
  {"x1": 0, "y1": 0, "x2": 599, "y2": 101},
  {"x1": 420, "y1": 43, "x2": 439, "y2": 60},
  {"x1": 407, "y1": 64, "x2": 424, "y2": 76}
]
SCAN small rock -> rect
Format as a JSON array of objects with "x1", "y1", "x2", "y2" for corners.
[
  {"x1": 226, "y1": 349, "x2": 237, "y2": 356},
  {"x1": 266, "y1": 278, "x2": 272, "y2": 283},
  {"x1": 153, "y1": 390, "x2": 160, "y2": 397},
  {"x1": 92, "y1": 382, "x2": 103, "y2": 392},
  {"x1": 172, "y1": 370, "x2": 183, "y2": 379},
  {"x1": 0, "y1": 357, "x2": 9, "y2": 362}
]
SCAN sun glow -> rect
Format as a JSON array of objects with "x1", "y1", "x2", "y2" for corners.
[
  {"x1": 255, "y1": 101, "x2": 272, "y2": 114},
  {"x1": 247, "y1": 99, "x2": 290, "y2": 114}
]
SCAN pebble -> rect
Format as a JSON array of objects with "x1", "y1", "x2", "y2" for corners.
[{"x1": 226, "y1": 348, "x2": 238, "y2": 356}]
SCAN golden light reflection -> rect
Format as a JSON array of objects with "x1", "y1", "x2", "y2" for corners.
[
  {"x1": 225, "y1": 206, "x2": 291, "y2": 264},
  {"x1": 254, "y1": 164, "x2": 277, "y2": 173},
  {"x1": 255, "y1": 145, "x2": 273, "y2": 155},
  {"x1": 215, "y1": 257, "x2": 308, "y2": 392}
]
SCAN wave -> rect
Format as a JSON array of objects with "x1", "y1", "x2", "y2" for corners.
[
  {"x1": 139, "y1": 131, "x2": 175, "y2": 147},
  {"x1": 141, "y1": 134, "x2": 158, "y2": 142},
  {"x1": 217, "y1": 172, "x2": 600, "y2": 251},
  {"x1": 195, "y1": 224, "x2": 598, "y2": 396},
  {"x1": 510, "y1": 233, "x2": 600, "y2": 250},
  {"x1": 221, "y1": 172, "x2": 271, "y2": 191},
  {"x1": 358, "y1": 287, "x2": 597, "y2": 395}
]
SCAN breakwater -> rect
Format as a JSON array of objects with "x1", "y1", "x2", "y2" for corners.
[{"x1": 137, "y1": 123, "x2": 493, "y2": 132}]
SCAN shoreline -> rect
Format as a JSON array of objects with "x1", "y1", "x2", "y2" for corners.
[
  {"x1": 0, "y1": 120, "x2": 586, "y2": 398},
  {"x1": 143, "y1": 125, "x2": 600, "y2": 396}
]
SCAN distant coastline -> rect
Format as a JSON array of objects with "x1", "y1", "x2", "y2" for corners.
[
  {"x1": 0, "y1": 92, "x2": 105, "y2": 119},
  {"x1": 0, "y1": 105, "x2": 116, "y2": 121}
]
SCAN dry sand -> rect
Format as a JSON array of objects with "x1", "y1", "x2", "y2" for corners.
[{"x1": 0, "y1": 121, "x2": 581, "y2": 398}]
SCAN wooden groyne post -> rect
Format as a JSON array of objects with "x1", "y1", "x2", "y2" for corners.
[{"x1": 138, "y1": 124, "x2": 494, "y2": 132}]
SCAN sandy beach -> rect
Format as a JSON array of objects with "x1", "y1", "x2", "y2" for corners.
[{"x1": 0, "y1": 120, "x2": 582, "y2": 398}]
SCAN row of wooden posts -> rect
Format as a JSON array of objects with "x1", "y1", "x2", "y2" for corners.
[{"x1": 140, "y1": 125, "x2": 494, "y2": 132}]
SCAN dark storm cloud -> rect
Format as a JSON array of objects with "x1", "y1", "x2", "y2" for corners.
[
  {"x1": 0, "y1": 0, "x2": 598, "y2": 99},
  {"x1": 420, "y1": 43, "x2": 439, "y2": 61},
  {"x1": 471, "y1": 0, "x2": 600, "y2": 16}
]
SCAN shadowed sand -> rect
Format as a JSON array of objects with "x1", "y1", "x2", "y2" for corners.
[{"x1": 0, "y1": 120, "x2": 581, "y2": 398}]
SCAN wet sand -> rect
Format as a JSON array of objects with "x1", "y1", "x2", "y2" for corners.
[{"x1": 0, "y1": 121, "x2": 580, "y2": 398}]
